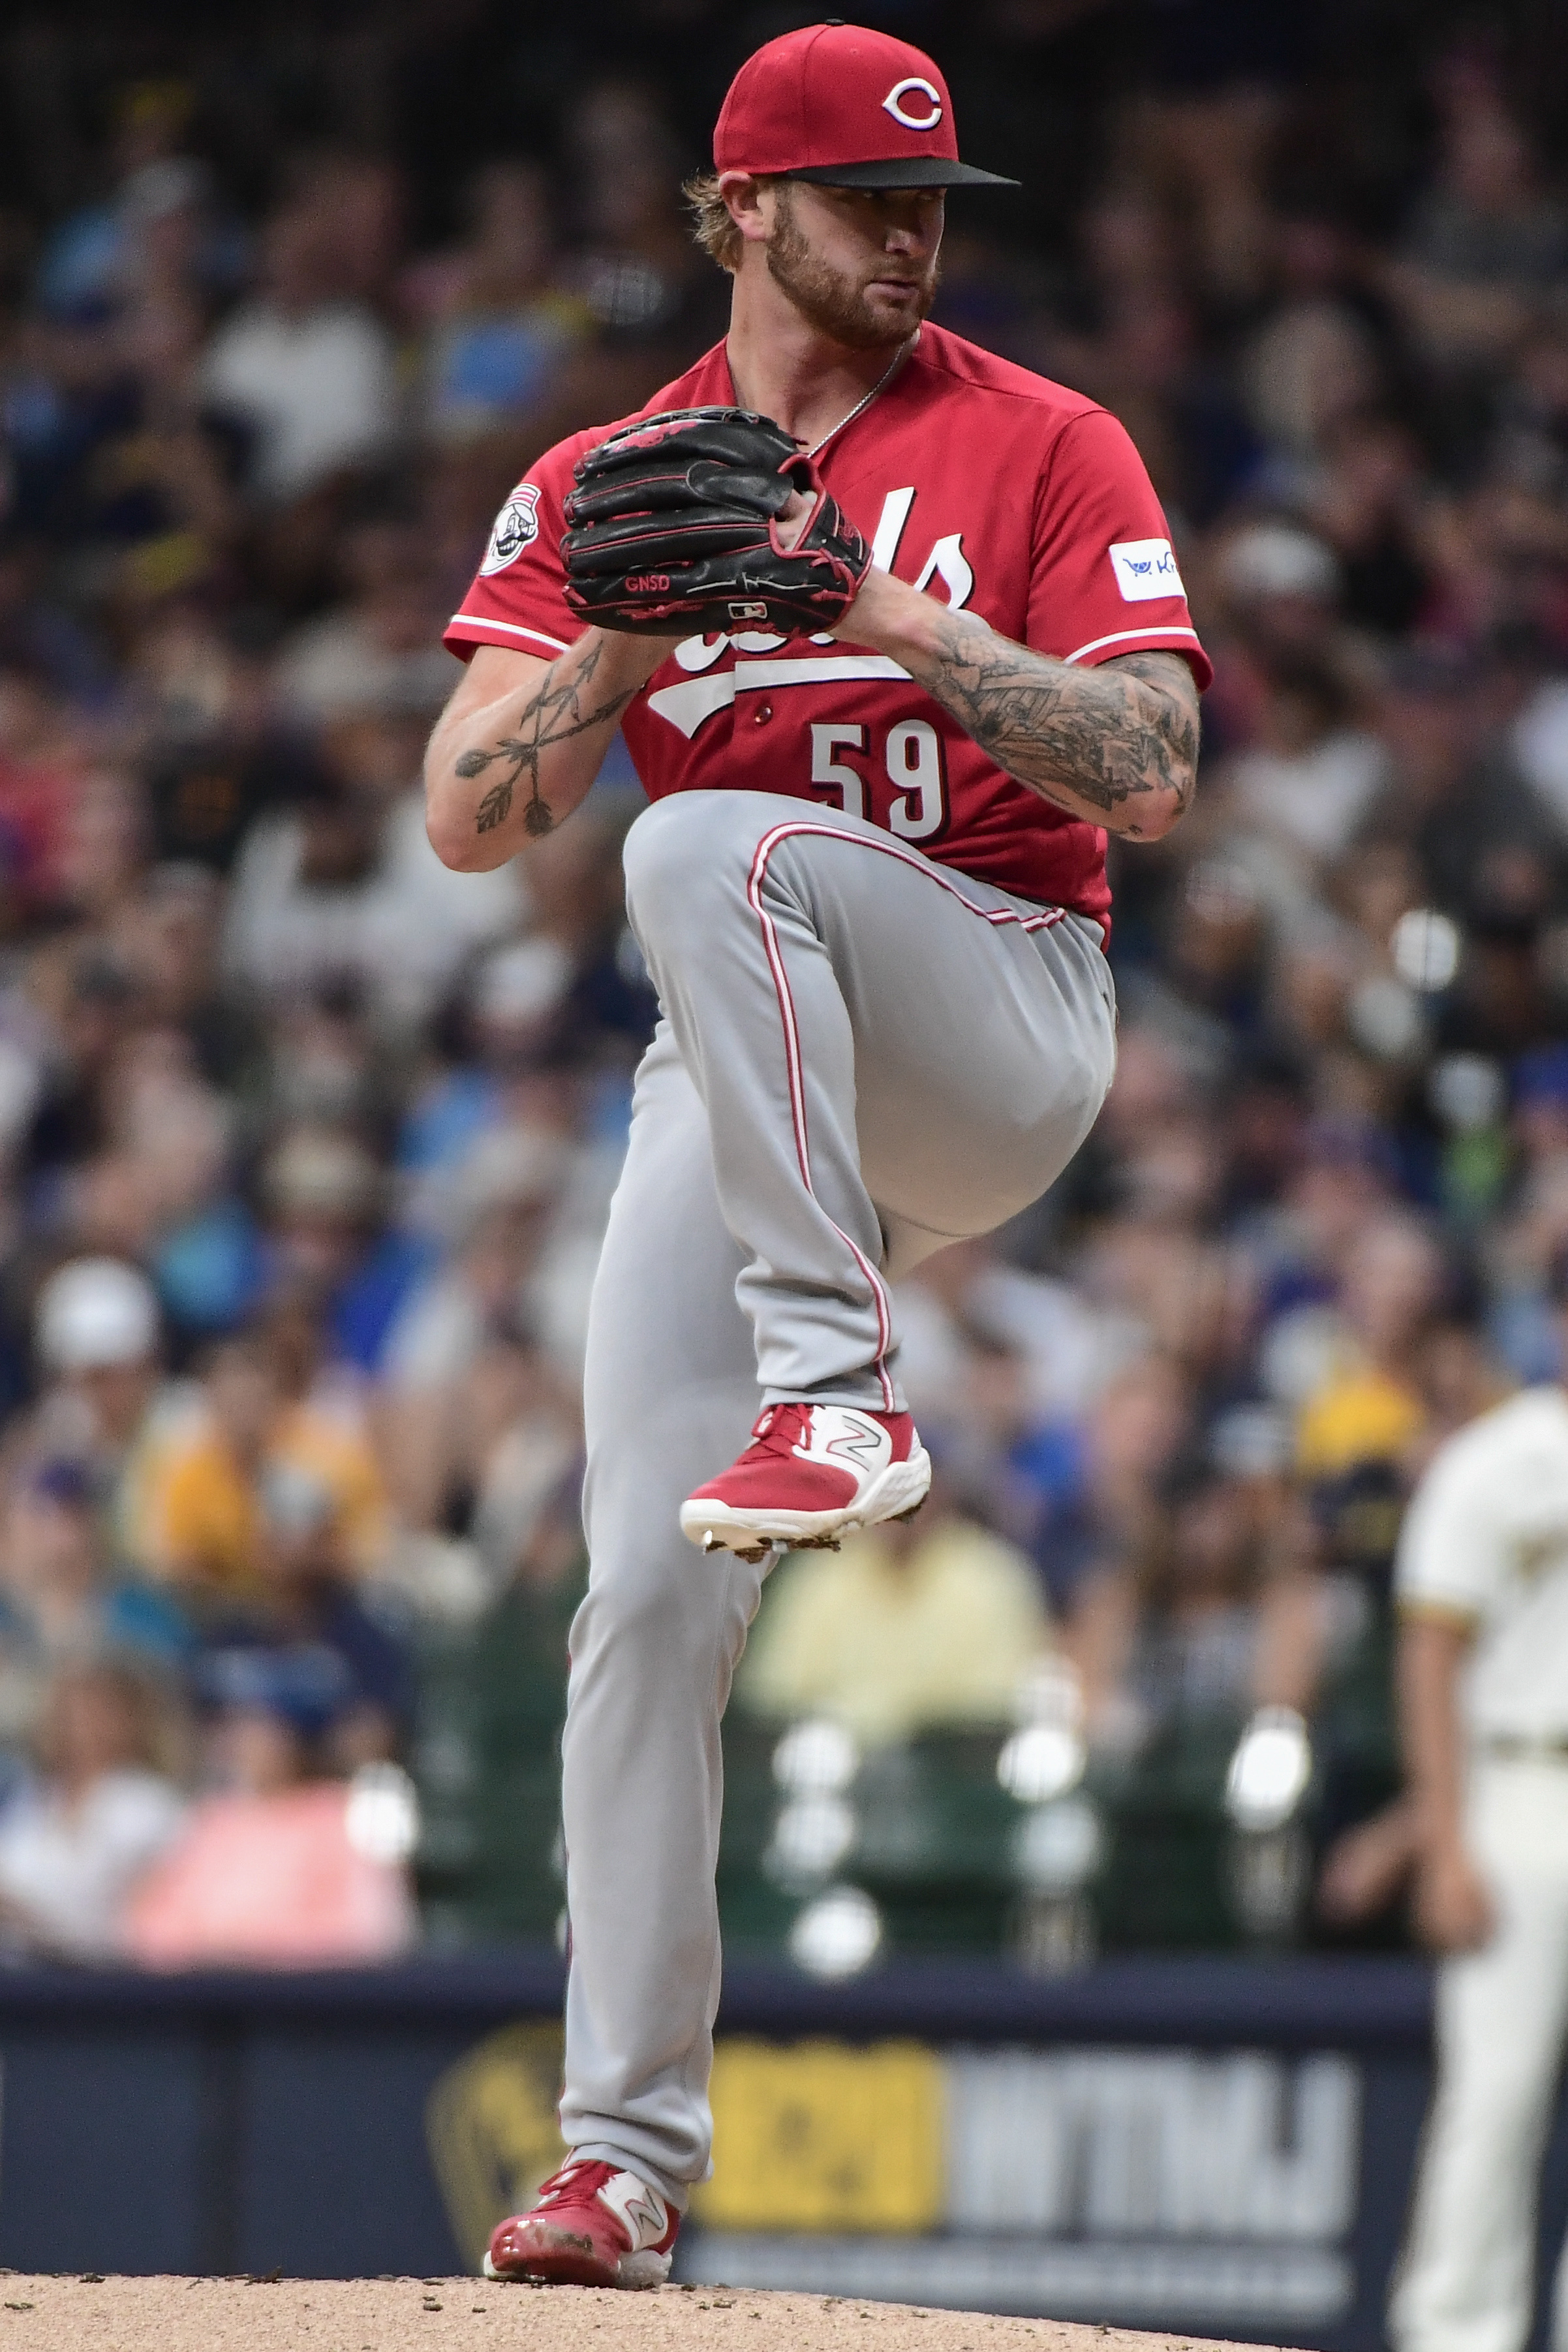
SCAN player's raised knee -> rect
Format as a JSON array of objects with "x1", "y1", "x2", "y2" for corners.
[{"x1": 622, "y1": 791, "x2": 754, "y2": 930}]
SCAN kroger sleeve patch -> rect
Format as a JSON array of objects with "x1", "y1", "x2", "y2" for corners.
[
  {"x1": 1109, "y1": 537, "x2": 1184, "y2": 601},
  {"x1": 1025, "y1": 407, "x2": 1210, "y2": 687}
]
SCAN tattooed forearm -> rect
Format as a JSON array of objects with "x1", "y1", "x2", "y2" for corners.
[
  {"x1": 903, "y1": 619, "x2": 1200, "y2": 839},
  {"x1": 457, "y1": 637, "x2": 641, "y2": 839},
  {"x1": 459, "y1": 766, "x2": 519, "y2": 834},
  {"x1": 453, "y1": 742, "x2": 535, "y2": 836}
]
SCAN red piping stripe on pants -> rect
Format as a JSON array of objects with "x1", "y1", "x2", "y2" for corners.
[{"x1": 743, "y1": 817, "x2": 1066, "y2": 1414}]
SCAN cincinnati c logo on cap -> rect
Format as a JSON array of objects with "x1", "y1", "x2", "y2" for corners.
[{"x1": 882, "y1": 76, "x2": 943, "y2": 131}]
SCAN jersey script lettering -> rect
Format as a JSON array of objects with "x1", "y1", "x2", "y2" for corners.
[{"x1": 444, "y1": 321, "x2": 1212, "y2": 914}]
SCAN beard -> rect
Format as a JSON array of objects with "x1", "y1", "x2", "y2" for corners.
[{"x1": 765, "y1": 189, "x2": 940, "y2": 350}]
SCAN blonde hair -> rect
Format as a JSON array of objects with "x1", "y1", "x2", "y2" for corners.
[{"x1": 683, "y1": 169, "x2": 782, "y2": 273}]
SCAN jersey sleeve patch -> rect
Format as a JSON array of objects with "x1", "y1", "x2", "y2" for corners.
[
  {"x1": 445, "y1": 439, "x2": 581, "y2": 663},
  {"x1": 1024, "y1": 410, "x2": 1211, "y2": 690},
  {"x1": 480, "y1": 483, "x2": 543, "y2": 576},
  {"x1": 1108, "y1": 538, "x2": 1184, "y2": 602}
]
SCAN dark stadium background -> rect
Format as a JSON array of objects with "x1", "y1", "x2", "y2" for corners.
[{"x1": 1, "y1": 0, "x2": 1568, "y2": 2332}]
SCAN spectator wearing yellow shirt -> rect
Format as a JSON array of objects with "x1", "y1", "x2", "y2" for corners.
[
  {"x1": 736, "y1": 1496, "x2": 1051, "y2": 1748},
  {"x1": 1296, "y1": 1215, "x2": 1444, "y2": 1487},
  {"x1": 146, "y1": 1335, "x2": 387, "y2": 1607}
]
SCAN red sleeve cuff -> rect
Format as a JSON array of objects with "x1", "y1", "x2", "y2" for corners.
[
  {"x1": 442, "y1": 612, "x2": 574, "y2": 661},
  {"x1": 1064, "y1": 623, "x2": 1212, "y2": 691}
]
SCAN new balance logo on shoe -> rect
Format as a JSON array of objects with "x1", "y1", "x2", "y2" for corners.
[
  {"x1": 793, "y1": 1404, "x2": 892, "y2": 1471},
  {"x1": 485, "y1": 2158, "x2": 679, "y2": 2289},
  {"x1": 679, "y1": 1400, "x2": 932, "y2": 1556},
  {"x1": 597, "y1": 2172, "x2": 671, "y2": 2250}
]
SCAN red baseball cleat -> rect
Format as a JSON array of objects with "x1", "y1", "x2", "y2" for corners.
[
  {"x1": 484, "y1": 2159, "x2": 679, "y2": 2289},
  {"x1": 679, "y1": 1402, "x2": 932, "y2": 1558}
]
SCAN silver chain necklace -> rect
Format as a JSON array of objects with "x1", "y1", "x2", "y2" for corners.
[
  {"x1": 731, "y1": 335, "x2": 915, "y2": 459},
  {"x1": 803, "y1": 335, "x2": 915, "y2": 458}
]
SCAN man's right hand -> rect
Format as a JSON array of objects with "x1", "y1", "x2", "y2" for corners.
[{"x1": 1415, "y1": 1836, "x2": 1496, "y2": 1952}]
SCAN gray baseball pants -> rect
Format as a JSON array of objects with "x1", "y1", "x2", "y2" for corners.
[
  {"x1": 559, "y1": 788, "x2": 1116, "y2": 2201},
  {"x1": 1389, "y1": 1758, "x2": 1568, "y2": 2352}
]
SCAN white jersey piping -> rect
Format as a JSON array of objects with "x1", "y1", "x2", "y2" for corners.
[
  {"x1": 446, "y1": 613, "x2": 571, "y2": 655},
  {"x1": 1062, "y1": 625, "x2": 1203, "y2": 664}
]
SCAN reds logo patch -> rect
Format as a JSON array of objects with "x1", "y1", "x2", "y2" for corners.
[{"x1": 480, "y1": 483, "x2": 543, "y2": 576}]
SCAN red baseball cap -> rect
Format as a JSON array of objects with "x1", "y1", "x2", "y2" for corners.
[{"x1": 713, "y1": 22, "x2": 1019, "y2": 189}]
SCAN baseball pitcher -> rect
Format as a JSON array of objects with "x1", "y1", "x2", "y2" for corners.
[{"x1": 425, "y1": 20, "x2": 1208, "y2": 2287}]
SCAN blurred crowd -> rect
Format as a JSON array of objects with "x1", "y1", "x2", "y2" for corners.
[{"x1": 1, "y1": 1, "x2": 1567, "y2": 1966}]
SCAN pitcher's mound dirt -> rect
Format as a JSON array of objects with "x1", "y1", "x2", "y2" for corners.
[{"x1": 0, "y1": 2276, "x2": 1283, "y2": 2352}]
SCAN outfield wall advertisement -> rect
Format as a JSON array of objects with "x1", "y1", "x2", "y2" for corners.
[
  {"x1": 683, "y1": 2041, "x2": 1360, "y2": 2327},
  {"x1": 5, "y1": 1953, "x2": 1565, "y2": 2350},
  {"x1": 429, "y1": 2025, "x2": 1364, "y2": 2332}
]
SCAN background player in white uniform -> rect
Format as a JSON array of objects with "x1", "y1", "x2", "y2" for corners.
[
  {"x1": 424, "y1": 21, "x2": 1205, "y2": 2287},
  {"x1": 1390, "y1": 1260, "x2": 1568, "y2": 2352}
]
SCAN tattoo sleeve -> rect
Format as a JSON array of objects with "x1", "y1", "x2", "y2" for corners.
[
  {"x1": 898, "y1": 618, "x2": 1200, "y2": 839},
  {"x1": 454, "y1": 636, "x2": 641, "y2": 840}
]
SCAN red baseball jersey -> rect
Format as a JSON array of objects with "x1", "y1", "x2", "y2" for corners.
[{"x1": 445, "y1": 324, "x2": 1210, "y2": 924}]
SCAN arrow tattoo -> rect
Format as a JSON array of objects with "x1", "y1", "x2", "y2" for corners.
[{"x1": 457, "y1": 638, "x2": 641, "y2": 839}]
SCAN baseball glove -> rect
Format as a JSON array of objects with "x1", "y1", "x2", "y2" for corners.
[{"x1": 561, "y1": 406, "x2": 872, "y2": 637}]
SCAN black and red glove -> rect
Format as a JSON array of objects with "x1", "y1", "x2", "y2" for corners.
[{"x1": 561, "y1": 406, "x2": 872, "y2": 637}]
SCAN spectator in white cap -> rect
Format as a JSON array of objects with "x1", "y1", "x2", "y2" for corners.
[
  {"x1": 1213, "y1": 518, "x2": 1350, "y2": 668},
  {"x1": 31, "y1": 1258, "x2": 190, "y2": 1575},
  {"x1": 37, "y1": 1257, "x2": 159, "y2": 1381}
]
